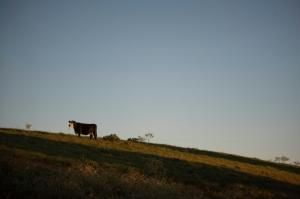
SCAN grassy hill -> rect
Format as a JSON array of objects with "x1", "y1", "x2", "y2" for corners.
[{"x1": 0, "y1": 128, "x2": 299, "y2": 199}]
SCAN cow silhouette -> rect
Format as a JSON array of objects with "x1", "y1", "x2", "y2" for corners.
[{"x1": 68, "y1": 120, "x2": 97, "y2": 140}]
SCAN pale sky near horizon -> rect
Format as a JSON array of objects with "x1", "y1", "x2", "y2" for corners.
[{"x1": 1, "y1": 0, "x2": 300, "y2": 161}]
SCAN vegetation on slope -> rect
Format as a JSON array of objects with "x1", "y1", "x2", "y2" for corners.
[{"x1": 0, "y1": 128, "x2": 299, "y2": 198}]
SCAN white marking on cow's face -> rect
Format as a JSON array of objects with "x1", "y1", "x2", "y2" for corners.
[{"x1": 68, "y1": 121, "x2": 74, "y2": 128}]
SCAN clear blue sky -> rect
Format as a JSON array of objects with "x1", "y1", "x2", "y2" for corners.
[{"x1": 1, "y1": 0, "x2": 300, "y2": 161}]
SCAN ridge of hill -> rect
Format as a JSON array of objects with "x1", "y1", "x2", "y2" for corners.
[{"x1": 0, "y1": 128, "x2": 299, "y2": 198}]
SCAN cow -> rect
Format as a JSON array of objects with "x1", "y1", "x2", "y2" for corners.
[{"x1": 68, "y1": 120, "x2": 97, "y2": 140}]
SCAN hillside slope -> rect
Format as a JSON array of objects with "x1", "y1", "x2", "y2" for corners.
[{"x1": 0, "y1": 128, "x2": 299, "y2": 199}]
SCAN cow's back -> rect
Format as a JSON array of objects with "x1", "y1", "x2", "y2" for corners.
[{"x1": 75, "y1": 123, "x2": 96, "y2": 134}]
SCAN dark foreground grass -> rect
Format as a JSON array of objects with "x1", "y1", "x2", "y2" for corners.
[
  {"x1": 0, "y1": 128, "x2": 299, "y2": 198},
  {"x1": 149, "y1": 142, "x2": 300, "y2": 175}
]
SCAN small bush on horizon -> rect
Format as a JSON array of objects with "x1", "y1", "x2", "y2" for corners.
[
  {"x1": 145, "y1": 133, "x2": 154, "y2": 142},
  {"x1": 127, "y1": 136, "x2": 146, "y2": 142},
  {"x1": 25, "y1": 123, "x2": 32, "y2": 130},
  {"x1": 127, "y1": 138, "x2": 139, "y2": 142},
  {"x1": 102, "y1": 134, "x2": 121, "y2": 141}
]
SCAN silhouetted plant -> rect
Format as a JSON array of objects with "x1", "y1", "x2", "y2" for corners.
[
  {"x1": 280, "y1": 156, "x2": 289, "y2": 163},
  {"x1": 274, "y1": 156, "x2": 281, "y2": 163},
  {"x1": 102, "y1": 134, "x2": 120, "y2": 141},
  {"x1": 145, "y1": 133, "x2": 154, "y2": 143},
  {"x1": 127, "y1": 138, "x2": 139, "y2": 142},
  {"x1": 25, "y1": 123, "x2": 32, "y2": 130},
  {"x1": 137, "y1": 136, "x2": 146, "y2": 142},
  {"x1": 274, "y1": 156, "x2": 290, "y2": 163}
]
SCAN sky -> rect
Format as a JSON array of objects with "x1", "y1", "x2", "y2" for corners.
[{"x1": 1, "y1": 0, "x2": 300, "y2": 161}]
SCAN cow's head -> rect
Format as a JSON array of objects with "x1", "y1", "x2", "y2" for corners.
[{"x1": 68, "y1": 120, "x2": 76, "y2": 128}]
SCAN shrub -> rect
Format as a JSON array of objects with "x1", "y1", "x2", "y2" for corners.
[
  {"x1": 145, "y1": 133, "x2": 154, "y2": 142},
  {"x1": 127, "y1": 138, "x2": 139, "y2": 142},
  {"x1": 25, "y1": 123, "x2": 32, "y2": 130},
  {"x1": 127, "y1": 136, "x2": 146, "y2": 142},
  {"x1": 102, "y1": 134, "x2": 121, "y2": 141}
]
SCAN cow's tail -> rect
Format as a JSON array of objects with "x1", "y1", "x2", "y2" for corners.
[{"x1": 94, "y1": 125, "x2": 97, "y2": 140}]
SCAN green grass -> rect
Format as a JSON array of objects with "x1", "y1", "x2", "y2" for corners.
[{"x1": 0, "y1": 128, "x2": 299, "y2": 198}]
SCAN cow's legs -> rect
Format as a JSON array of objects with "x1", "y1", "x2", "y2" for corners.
[
  {"x1": 94, "y1": 130, "x2": 97, "y2": 140},
  {"x1": 89, "y1": 133, "x2": 92, "y2": 139}
]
